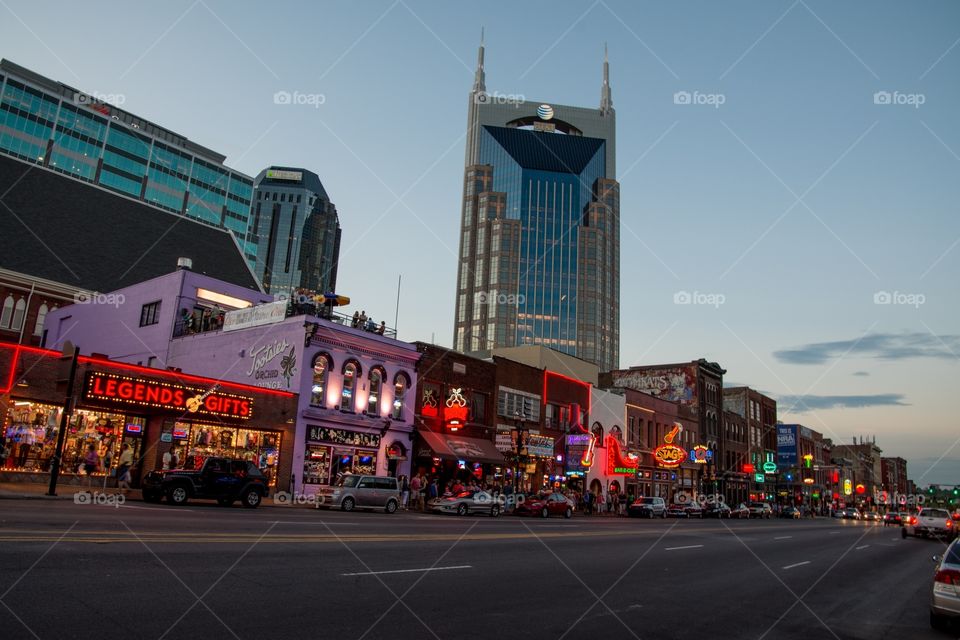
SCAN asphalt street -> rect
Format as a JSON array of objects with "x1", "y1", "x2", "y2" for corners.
[{"x1": 0, "y1": 500, "x2": 954, "y2": 640}]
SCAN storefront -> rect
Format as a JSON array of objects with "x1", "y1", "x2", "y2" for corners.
[
  {"x1": 302, "y1": 425, "x2": 382, "y2": 488},
  {"x1": 414, "y1": 429, "x2": 506, "y2": 488},
  {"x1": 0, "y1": 343, "x2": 298, "y2": 490}
]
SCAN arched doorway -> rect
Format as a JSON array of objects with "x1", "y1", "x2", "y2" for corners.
[{"x1": 385, "y1": 441, "x2": 407, "y2": 477}]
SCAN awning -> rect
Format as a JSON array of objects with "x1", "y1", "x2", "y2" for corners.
[{"x1": 416, "y1": 430, "x2": 506, "y2": 465}]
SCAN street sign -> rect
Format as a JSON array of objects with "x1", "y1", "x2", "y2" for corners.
[{"x1": 754, "y1": 473, "x2": 765, "y2": 483}]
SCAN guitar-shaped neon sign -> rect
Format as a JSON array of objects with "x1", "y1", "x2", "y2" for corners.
[
  {"x1": 653, "y1": 422, "x2": 687, "y2": 468},
  {"x1": 569, "y1": 403, "x2": 596, "y2": 468}
]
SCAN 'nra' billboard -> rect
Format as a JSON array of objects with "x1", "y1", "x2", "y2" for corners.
[{"x1": 776, "y1": 424, "x2": 799, "y2": 466}]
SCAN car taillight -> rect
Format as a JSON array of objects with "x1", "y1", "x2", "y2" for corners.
[
  {"x1": 935, "y1": 569, "x2": 960, "y2": 586},
  {"x1": 947, "y1": 520, "x2": 953, "y2": 529}
]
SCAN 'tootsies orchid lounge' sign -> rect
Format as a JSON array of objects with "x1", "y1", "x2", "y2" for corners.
[
  {"x1": 306, "y1": 426, "x2": 381, "y2": 449},
  {"x1": 653, "y1": 423, "x2": 687, "y2": 469},
  {"x1": 83, "y1": 372, "x2": 253, "y2": 419}
]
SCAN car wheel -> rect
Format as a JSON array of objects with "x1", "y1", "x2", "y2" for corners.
[
  {"x1": 167, "y1": 485, "x2": 189, "y2": 506},
  {"x1": 661, "y1": 511, "x2": 667, "y2": 519},
  {"x1": 341, "y1": 497, "x2": 356, "y2": 512},
  {"x1": 385, "y1": 499, "x2": 398, "y2": 514},
  {"x1": 457, "y1": 503, "x2": 468, "y2": 517},
  {"x1": 216, "y1": 498, "x2": 232, "y2": 507},
  {"x1": 564, "y1": 507, "x2": 572, "y2": 519},
  {"x1": 541, "y1": 507, "x2": 550, "y2": 518},
  {"x1": 241, "y1": 489, "x2": 261, "y2": 509},
  {"x1": 490, "y1": 504, "x2": 501, "y2": 518},
  {"x1": 930, "y1": 611, "x2": 948, "y2": 630}
]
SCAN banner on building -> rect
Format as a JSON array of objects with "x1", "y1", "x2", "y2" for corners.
[{"x1": 776, "y1": 424, "x2": 798, "y2": 466}]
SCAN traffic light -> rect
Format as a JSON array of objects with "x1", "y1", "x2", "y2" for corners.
[{"x1": 953, "y1": 487, "x2": 958, "y2": 496}]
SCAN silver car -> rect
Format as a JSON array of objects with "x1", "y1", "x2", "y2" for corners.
[
  {"x1": 931, "y1": 538, "x2": 960, "y2": 630},
  {"x1": 316, "y1": 474, "x2": 400, "y2": 513},
  {"x1": 427, "y1": 490, "x2": 502, "y2": 517}
]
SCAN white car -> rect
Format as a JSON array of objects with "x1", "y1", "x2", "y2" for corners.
[
  {"x1": 904, "y1": 508, "x2": 957, "y2": 540},
  {"x1": 931, "y1": 538, "x2": 960, "y2": 630}
]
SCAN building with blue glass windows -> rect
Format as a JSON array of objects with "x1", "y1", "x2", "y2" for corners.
[
  {"x1": 0, "y1": 59, "x2": 257, "y2": 264},
  {"x1": 453, "y1": 41, "x2": 620, "y2": 372},
  {"x1": 251, "y1": 167, "x2": 342, "y2": 297}
]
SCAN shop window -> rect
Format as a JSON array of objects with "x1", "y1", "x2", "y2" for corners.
[
  {"x1": 10, "y1": 298, "x2": 26, "y2": 331},
  {"x1": 340, "y1": 361, "x2": 360, "y2": 411},
  {"x1": 310, "y1": 353, "x2": 330, "y2": 407},
  {"x1": 175, "y1": 421, "x2": 282, "y2": 486},
  {"x1": 610, "y1": 425, "x2": 623, "y2": 444},
  {"x1": 592, "y1": 422, "x2": 604, "y2": 442},
  {"x1": 470, "y1": 391, "x2": 487, "y2": 424},
  {"x1": 139, "y1": 300, "x2": 161, "y2": 327},
  {"x1": 392, "y1": 372, "x2": 410, "y2": 420},
  {"x1": 33, "y1": 303, "x2": 48, "y2": 335},
  {"x1": 367, "y1": 367, "x2": 383, "y2": 416}
]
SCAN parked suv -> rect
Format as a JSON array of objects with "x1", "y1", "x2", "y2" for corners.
[
  {"x1": 628, "y1": 496, "x2": 667, "y2": 518},
  {"x1": 749, "y1": 502, "x2": 773, "y2": 519},
  {"x1": 141, "y1": 457, "x2": 268, "y2": 508},
  {"x1": 316, "y1": 474, "x2": 400, "y2": 513}
]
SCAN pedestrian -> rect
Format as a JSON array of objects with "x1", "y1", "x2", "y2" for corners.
[
  {"x1": 351, "y1": 311, "x2": 360, "y2": 328},
  {"x1": 358, "y1": 310, "x2": 367, "y2": 328},
  {"x1": 377, "y1": 321, "x2": 386, "y2": 335},
  {"x1": 584, "y1": 490, "x2": 593, "y2": 516},
  {"x1": 117, "y1": 443, "x2": 134, "y2": 496},
  {"x1": 428, "y1": 477, "x2": 439, "y2": 502},
  {"x1": 82, "y1": 444, "x2": 99, "y2": 487},
  {"x1": 409, "y1": 473, "x2": 421, "y2": 510},
  {"x1": 400, "y1": 475, "x2": 410, "y2": 510},
  {"x1": 417, "y1": 473, "x2": 427, "y2": 511}
]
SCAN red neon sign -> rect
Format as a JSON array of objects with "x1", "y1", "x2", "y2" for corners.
[
  {"x1": 653, "y1": 423, "x2": 686, "y2": 468},
  {"x1": 83, "y1": 372, "x2": 253, "y2": 419},
  {"x1": 606, "y1": 435, "x2": 640, "y2": 475}
]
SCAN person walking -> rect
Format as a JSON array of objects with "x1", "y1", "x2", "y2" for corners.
[
  {"x1": 417, "y1": 473, "x2": 427, "y2": 511},
  {"x1": 117, "y1": 443, "x2": 134, "y2": 496},
  {"x1": 409, "y1": 473, "x2": 421, "y2": 511},
  {"x1": 400, "y1": 475, "x2": 410, "y2": 510},
  {"x1": 82, "y1": 444, "x2": 99, "y2": 487}
]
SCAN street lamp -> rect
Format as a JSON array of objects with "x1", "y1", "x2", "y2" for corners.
[{"x1": 513, "y1": 409, "x2": 527, "y2": 494}]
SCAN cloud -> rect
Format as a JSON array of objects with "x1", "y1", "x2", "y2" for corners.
[
  {"x1": 852, "y1": 371, "x2": 869, "y2": 376},
  {"x1": 773, "y1": 332, "x2": 960, "y2": 365},
  {"x1": 778, "y1": 393, "x2": 909, "y2": 412}
]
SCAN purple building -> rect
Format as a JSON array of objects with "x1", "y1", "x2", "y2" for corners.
[{"x1": 44, "y1": 268, "x2": 420, "y2": 496}]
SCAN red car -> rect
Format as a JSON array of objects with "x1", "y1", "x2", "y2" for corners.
[
  {"x1": 730, "y1": 503, "x2": 750, "y2": 519},
  {"x1": 515, "y1": 492, "x2": 575, "y2": 518}
]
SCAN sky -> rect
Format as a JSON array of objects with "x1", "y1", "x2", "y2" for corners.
[{"x1": 2, "y1": 0, "x2": 958, "y2": 484}]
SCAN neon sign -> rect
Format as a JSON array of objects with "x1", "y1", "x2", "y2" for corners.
[
  {"x1": 83, "y1": 372, "x2": 253, "y2": 419},
  {"x1": 762, "y1": 461, "x2": 778, "y2": 474},
  {"x1": 689, "y1": 445, "x2": 711, "y2": 464},
  {"x1": 443, "y1": 387, "x2": 469, "y2": 429},
  {"x1": 653, "y1": 423, "x2": 686, "y2": 469},
  {"x1": 843, "y1": 479, "x2": 852, "y2": 496},
  {"x1": 606, "y1": 435, "x2": 640, "y2": 475}
]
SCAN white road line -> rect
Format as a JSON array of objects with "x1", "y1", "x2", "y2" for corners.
[
  {"x1": 342, "y1": 565, "x2": 472, "y2": 577},
  {"x1": 782, "y1": 561, "x2": 810, "y2": 570},
  {"x1": 774, "y1": 536, "x2": 792, "y2": 540},
  {"x1": 829, "y1": 531, "x2": 842, "y2": 534},
  {"x1": 856, "y1": 545, "x2": 870, "y2": 550},
  {"x1": 665, "y1": 545, "x2": 704, "y2": 551}
]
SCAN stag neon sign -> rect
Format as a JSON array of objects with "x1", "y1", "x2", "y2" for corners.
[{"x1": 653, "y1": 423, "x2": 687, "y2": 469}]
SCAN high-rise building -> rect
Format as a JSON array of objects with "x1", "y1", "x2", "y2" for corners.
[
  {"x1": 453, "y1": 39, "x2": 620, "y2": 372},
  {"x1": 0, "y1": 59, "x2": 257, "y2": 262},
  {"x1": 251, "y1": 167, "x2": 342, "y2": 297}
]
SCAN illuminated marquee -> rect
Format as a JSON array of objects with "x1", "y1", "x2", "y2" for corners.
[
  {"x1": 653, "y1": 423, "x2": 687, "y2": 469},
  {"x1": 689, "y1": 444, "x2": 711, "y2": 464},
  {"x1": 83, "y1": 372, "x2": 253, "y2": 419},
  {"x1": 443, "y1": 388, "x2": 469, "y2": 430}
]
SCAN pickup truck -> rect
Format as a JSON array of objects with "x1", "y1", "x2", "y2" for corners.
[
  {"x1": 141, "y1": 457, "x2": 269, "y2": 508},
  {"x1": 902, "y1": 507, "x2": 957, "y2": 540}
]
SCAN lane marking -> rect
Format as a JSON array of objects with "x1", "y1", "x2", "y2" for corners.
[
  {"x1": 829, "y1": 531, "x2": 842, "y2": 534},
  {"x1": 665, "y1": 544, "x2": 704, "y2": 551},
  {"x1": 856, "y1": 545, "x2": 870, "y2": 550},
  {"x1": 342, "y1": 565, "x2": 472, "y2": 577},
  {"x1": 783, "y1": 561, "x2": 810, "y2": 570},
  {"x1": 774, "y1": 536, "x2": 792, "y2": 540}
]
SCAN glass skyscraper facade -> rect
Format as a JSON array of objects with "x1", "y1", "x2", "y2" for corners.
[
  {"x1": 251, "y1": 167, "x2": 342, "y2": 298},
  {"x1": 0, "y1": 59, "x2": 257, "y2": 264},
  {"x1": 453, "y1": 42, "x2": 620, "y2": 371}
]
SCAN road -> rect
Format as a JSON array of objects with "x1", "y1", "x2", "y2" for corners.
[{"x1": 0, "y1": 500, "x2": 954, "y2": 640}]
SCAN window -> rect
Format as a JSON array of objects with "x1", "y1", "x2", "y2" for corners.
[
  {"x1": 139, "y1": 301, "x2": 161, "y2": 327},
  {"x1": 610, "y1": 425, "x2": 623, "y2": 444},
  {"x1": 367, "y1": 368, "x2": 383, "y2": 416},
  {"x1": 311, "y1": 354, "x2": 330, "y2": 407},
  {"x1": 591, "y1": 422, "x2": 604, "y2": 441},
  {"x1": 9, "y1": 298, "x2": 26, "y2": 331},
  {"x1": 33, "y1": 303, "x2": 48, "y2": 335},
  {"x1": 392, "y1": 373, "x2": 409, "y2": 420},
  {"x1": 341, "y1": 361, "x2": 359, "y2": 411},
  {"x1": 470, "y1": 391, "x2": 487, "y2": 424}
]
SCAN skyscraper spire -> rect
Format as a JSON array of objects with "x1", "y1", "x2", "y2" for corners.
[
  {"x1": 473, "y1": 27, "x2": 486, "y2": 94},
  {"x1": 600, "y1": 42, "x2": 613, "y2": 114}
]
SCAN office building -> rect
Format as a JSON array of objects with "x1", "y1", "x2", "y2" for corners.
[{"x1": 453, "y1": 40, "x2": 620, "y2": 371}]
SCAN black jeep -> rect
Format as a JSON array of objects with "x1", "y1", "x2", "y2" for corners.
[{"x1": 141, "y1": 457, "x2": 268, "y2": 508}]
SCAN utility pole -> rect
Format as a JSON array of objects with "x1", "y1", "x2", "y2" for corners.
[{"x1": 47, "y1": 341, "x2": 79, "y2": 496}]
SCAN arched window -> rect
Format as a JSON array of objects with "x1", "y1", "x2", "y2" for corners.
[
  {"x1": 610, "y1": 425, "x2": 623, "y2": 444},
  {"x1": 10, "y1": 298, "x2": 26, "y2": 331},
  {"x1": 310, "y1": 353, "x2": 332, "y2": 407},
  {"x1": 340, "y1": 360, "x2": 361, "y2": 411},
  {"x1": 591, "y1": 422, "x2": 604, "y2": 442},
  {"x1": 0, "y1": 296, "x2": 13, "y2": 329},
  {"x1": 33, "y1": 303, "x2": 49, "y2": 336},
  {"x1": 367, "y1": 367, "x2": 385, "y2": 416},
  {"x1": 392, "y1": 372, "x2": 410, "y2": 420}
]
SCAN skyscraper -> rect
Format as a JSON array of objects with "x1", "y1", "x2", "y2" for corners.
[
  {"x1": 453, "y1": 39, "x2": 620, "y2": 372},
  {"x1": 251, "y1": 167, "x2": 342, "y2": 297},
  {"x1": 0, "y1": 59, "x2": 257, "y2": 263}
]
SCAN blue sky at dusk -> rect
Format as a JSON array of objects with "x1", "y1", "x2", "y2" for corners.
[{"x1": 2, "y1": 0, "x2": 958, "y2": 483}]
